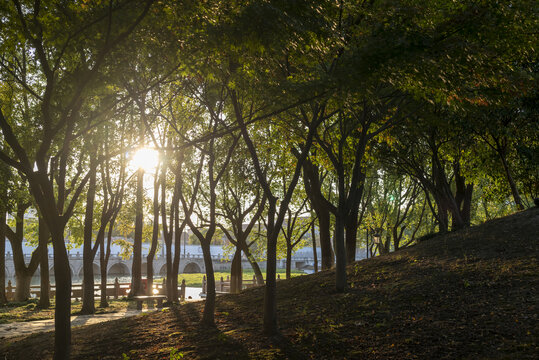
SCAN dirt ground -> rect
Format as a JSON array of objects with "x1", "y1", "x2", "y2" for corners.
[{"x1": 1, "y1": 208, "x2": 537, "y2": 359}]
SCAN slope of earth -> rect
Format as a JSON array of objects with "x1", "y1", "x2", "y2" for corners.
[{"x1": 1, "y1": 208, "x2": 537, "y2": 359}]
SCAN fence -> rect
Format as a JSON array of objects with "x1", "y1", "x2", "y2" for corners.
[
  {"x1": 201, "y1": 274, "x2": 282, "y2": 295},
  {"x1": 4, "y1": 278, "x2": 187, "y2": 302}
]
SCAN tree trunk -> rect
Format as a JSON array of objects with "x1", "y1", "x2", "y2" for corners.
[
  {"x1": 241, "y1": 242, "x2": 264, "y2": 286},
  {"x1": 130, "y1": 168, "x2": 144, "y2": 297},
  {"x1": 311, "y1": 222, "x2": 318, "y2": 273},
  {"x1": 38, "y1": 217, "x2": 50, "y2": 308},
  {"x1": 462, "y1": 184, "x2": 473, "y2": 226},
  {"x1": 366, "y1": 229, "x2": 370, "y2": 258},
  {"x1": 436, "y1": 198, "x2": 449, "y2": 233},
  {"x1": 165, "y1": 240, "x2": 173, "y2": 301},
  {"x1": 14, "y1": 271, "x2": 32, "y2": 302},
  {"x1": 9, "y1": 203, "x2": 40, "y2": 302},
  {"x1": 334, "y1": 164, "x2": 348, "y2": 293},
  {"x1": 0, "y1": 209, "x2": 7, "y2": 304},
  {"x1": 230, "y1": 247, "x2": 242, "y2": 294},
  {"x1": 285, "y1": 246, "x2": 292, "y2": 280},
  {"x1": 334, "y1": 207, "x2": 347, "y2": 292},
  {"x1": 200, "y1": 241, "x2": 216, "y2": 326},
  {"x1": 392, "y1": 225, "x2": 400, "y2": 251},
  {"x1": 263, "y1": 201, "x2": 278, "y2": 335},
  {"x1": 147, "y1": 169, "x2": 160, "y2": 297},
  {"x1": 171, "y1": 205, "x2": 182, "y2": 302},
  {"x1": 146, "y1": 256, "x2": 154, "y2": 297},
  {"x1": 300, "y1": 157, "x2": 334, "y2": 270},
  {"x1": 318, "y1": 210, "x2": 334, "y2": 270},
  {"x1": 345, "y1": 206, "x2": 359, "y2": 264},
  {"x1": 99, "y1": 248, "x2": 108, "y2": 308},
  {"x1": 100, "y1": 218, "x2": 116, "y2": 308},
  {"x1": 81, "y1": 168, "x2": 97, "y2": 314},
  {"x1": 500, "y1": 152, "x2": 524, "y2": 210},
  {"x1": 97, "y1": 228, "x2": 107, "y2": 308},
  {"x1": 146, "y1": 256, "x2": 155, "y2": 297},
  {"x1": 448, "y1": 195, "x2": 465, "y2": 230},
  {"x1": 51, "y1": 225, "x2": 72, "y2": 360},
  {"x1": 454, "y1": 163, "x2": 474, "y2": 227},
  {"x1": 379, "y1": 234, "x2": 391, "y2": 255},
  {"x1": 11, "y1": 250, "x2": 38, "y2": 302}
]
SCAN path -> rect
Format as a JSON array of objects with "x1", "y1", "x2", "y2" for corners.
[{"x1": 0, "y1": 309, "x2": 149, "y2": 340}]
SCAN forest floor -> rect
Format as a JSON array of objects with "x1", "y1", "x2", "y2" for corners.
[
  {"x1": 0, "y1": 299, "x2": 131, "y2": 324},
  {"x1": 0, "y1": 208, "x2": 537, "y2": 359}
]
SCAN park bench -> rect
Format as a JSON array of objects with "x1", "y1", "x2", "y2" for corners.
[{"x1": 132, "y1": 295, "x2": 167, "y2": 310}]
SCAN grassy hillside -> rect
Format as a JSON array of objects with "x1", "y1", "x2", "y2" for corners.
[{"x1": 1, "y1": 208, "x2": 537, "y2": 359}]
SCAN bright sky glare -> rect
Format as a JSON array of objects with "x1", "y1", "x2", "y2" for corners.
[{"x1": 130, "y1": 147, "x2": 159, "y2": 173}]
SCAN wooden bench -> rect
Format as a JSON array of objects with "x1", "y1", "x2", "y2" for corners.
[{"x1": 132, "y1": 295, "x2": 167, "y2": 310}]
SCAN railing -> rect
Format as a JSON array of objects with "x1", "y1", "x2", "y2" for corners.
[
  {"x1": 4, "y1": 278, "x2": 187, "y2": 302},
  {"x1": 201, "y1": 274, "x2": 282, "y2": 295},
  {"x1": 3, "y1": 252, "x2": 323, "y2": 262}
]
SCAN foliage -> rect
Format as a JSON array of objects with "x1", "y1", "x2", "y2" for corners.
[{"x1": 0, "y1": 0, "x2": 537, "y2": 354}]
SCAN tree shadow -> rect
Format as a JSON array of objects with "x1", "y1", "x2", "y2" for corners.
[
  {"x1": 170, "y1": 304, "x2": 254, "y2": 359},
  {"x1": 169, "y1": 303, "x2": 310, "y2": 359}
]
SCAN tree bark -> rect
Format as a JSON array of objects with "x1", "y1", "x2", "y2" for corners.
[
  {"x1": 100, "y1": 215, "x2": 117, "y2": 308},
  {"x1": 454, "y1": 163, "x2": 474, "y2": 227},
  {"x1": 96, "y1": 222, "x2": 109, "y2": 308},
  {"x1": 172, "y1": 204, "x2": 182, "y2": 302},
  {"x1": 165, "y1": 239, "x2": 173, "y2": 301},
  {"x1": 99, "y1": 246, "x2": 108, "y2": 308},
  {"x1": 130, "y1": 168, "x2": 144, "y2": 297},
  {"x1": 14, "y1": 272, "x2": 32, "y2": 301},
  {"x1": 431, "y1": 153, "x2": 464, "y2": 231},
  {"x1": 500, "y1": 151, "x2": 524, "y2": 210},
  {"x1": 334, "y1": 204, "x2": 347, "y2": 292},
  {"x1": 201, "y1": 241, "x2": 216, "y2": 326},
  {"x1": 311, "y1": 221, "x2": 318, "y2": 273},
  {"x1": 240, "y1": 242, "x2": 264, "y2": 285},
  {"x1": 285, "y1": 246, "x2": 292, "y2": 280},
  {"x1": 230, "y1": 247, "x2": 242, "y2": 294},
  {"x1": 147, "y1": 166, "x2": 160, "y2": 297},
  {"x1": 345, "y1": 205, "x2": 359, "y2": 264},
  {"x1": 38, "y1": 217, "x2": 50, "y2": 308},
  {"x1": 8, "y1": 203, "x2": 40, "y2": 302},
  {"x1": 317, "y1": 210, "x2": 334, "y2": 270},
  {"x1": 0, "y1": 209, "x2": 7, "y2": 304},
  {"x1": 81, "y1": 166, "x2": 97, "y2": 314},
  {"x1": 263, "y1": 200, "x2": 278, "y2": 334},
  {"x1": 50, "y1": 224, "x2": 72, "y2": 360},
  {"x1": 299, "y1": 156, "x2": 335, "y2": 270}
]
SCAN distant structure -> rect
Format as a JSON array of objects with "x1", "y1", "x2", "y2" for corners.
[{"x1": 4, "y1": 241, "x2": 346, "y2": 283}]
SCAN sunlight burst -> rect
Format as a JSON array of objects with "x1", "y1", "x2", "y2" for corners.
[{"x1": 130, "y1": 147, "x2": 159, "y2": 173}]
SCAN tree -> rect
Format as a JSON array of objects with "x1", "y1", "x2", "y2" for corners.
[
  {"x1": 180, "y1": 80, "x2": 240, "y2": 326},
  {"x1": 217, "y1": 147, "x2": 267, "y2": 290},
  {"x1": 5, "y1": 197, "x2": 42, "y2": 302},
  {"x1": 0, "y1": 1, "x2": 154, "y2": 357},
  {"x1": 80, "y1": 145, "x2": 99, "y2": 314},
  {"x1": 97, "y1": 125, "x2": 128, "y2": 308},
  {"x1": 279, "y1": 192, "x2": 312, "y2": 280},
  {"x1": 196, "y1": 0, "x2": 334, "y2": 334},
  {"x1": 37, "y1": 215, "x2": 51, "y2": 308},
  {"x1": 293, "y1": 130, "x2": 336, "y2": 271},
  {"x1": 152, "y1": 85, "x2": 197, "y2": 303},
  {"x1": 383, "y1": 110, "x2": 475, "y2": 232},
  {"x1": 0, "y1": 158, "x2": 9, "y2": 304}
]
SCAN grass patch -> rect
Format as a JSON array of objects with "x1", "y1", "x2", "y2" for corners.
[
  {"x1": 177, "y1": 269, "x2": 305, "y2": 287},
  {"x1": 0, "y1": 299, "x2": 130, "y2": 324}
]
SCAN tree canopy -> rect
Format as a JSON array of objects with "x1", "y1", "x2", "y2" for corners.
[{"x1": 0, "y1": 0, "x2": 537, "y2": 358}]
